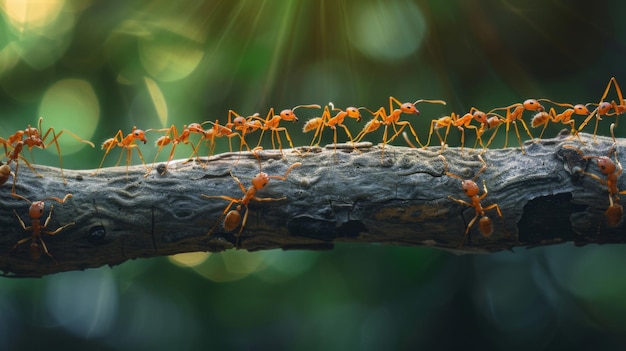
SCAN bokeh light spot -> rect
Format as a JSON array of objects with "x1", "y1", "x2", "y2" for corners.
[
  {"x1": 38, "y1": 78, "x2": 99, "y2": 155},
  {"x1": 45, "y1": 269, "x2": 118, "y2": 339},
  {"x1": 347, "y1": 1, "x2": 427, "y2": 62},
  {"x1": 140, "y1": 39, "x2": 204, "y2": 82},
  {"x1": 144, "y1": 76, "x2": 168, "y2": 127},
  {"x1": 169, "y1": 251, "x2": 210, "y2": 267}
]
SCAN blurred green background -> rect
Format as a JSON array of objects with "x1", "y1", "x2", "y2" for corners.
[{"x1": 1, "y1": 0, "x2": 626, "y2": 350}]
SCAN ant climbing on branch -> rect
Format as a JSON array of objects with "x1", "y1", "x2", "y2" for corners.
[
  {"x1": 578, "y1": 77, "x2": 626, "y2": 143},
  {"x1": 11, "y1": 193, "x2": 74, "y2": 261},
  {"x1": 302, "y1": 103, "x2": 365, "y2": 158},
  {"x1": 354, "y1": 96, "x2": 446, "y2": 158},
  {"x1": 488, "y1": 99, "x2": 544, "y2": 153},
  {"x1": 566, "y1": 123, "x2": 625, "y2": 229},
  {"x1": 531, "y1": 99, "x2": 590, "y2": 140},
  {"x1": 91, "y1": 126, "x2": 148, "y2": 178},
  {"x1": 441, "y1": 154, "x2": 505, "y2": 247},
  {"x1": 202, "y1": 148, "x2": 302, "y2": 245},
  {"x1": 250, "y1": 104, "x2": 321, "y2": 155},
  {"x1": 1, "y1": 117, "x2": 94, "y2": 192}
]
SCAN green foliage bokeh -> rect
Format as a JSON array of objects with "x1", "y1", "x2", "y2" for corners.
[{"x1": 1, "y1": 0, "x2": 626, "y2": 350}]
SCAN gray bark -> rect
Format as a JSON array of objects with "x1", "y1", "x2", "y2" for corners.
[{"x1": 0, "y1": 130, "x2": 623, "y2": 277}]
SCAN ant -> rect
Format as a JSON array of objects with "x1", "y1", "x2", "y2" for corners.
[
  {"x1": 1, "y1": 117, "x2": 94, "y2": 191},
  {"x1": 567, "y1": 123, "x2": 625, "y2": 229},
  {"x1": 302, "y1": 103, "x2": 365, "y2": 158},
  {"x1": 224, "y1": 110, "x2": 263, "y2": 154},
  {"x1": 488, "y1": 99, "x2": 544, "y2": 153},
  {"x1": 426, "y1": 108, "x2": 486, "y2": 154},
  {"x1": 11, "y1": 193, "x2": 74, "y2": 261},
  {"x1": 251, "y1": 104, "x2": 321, "y2": 155},
  {"x1": 146, "y1": 123, "x2": 207, "y2": 175},
  {"x1": 578, "y1": 77, "x2": 626, "y2": 143},
  {"x1": 202, "y1": 149, "x2": 301, "y2": 245},
  {"x1": 354, "y1": 96, "x2": 446, "y2": 158},
  {"x1": 91, "y1": 126, "x2": 148, "y2": 177},
  {"x1": 441, "y1": 154, "x2": 505, "y2": 247},
  {"x1": 531, "y1": 99, "x2": 590, "y2": 140}
]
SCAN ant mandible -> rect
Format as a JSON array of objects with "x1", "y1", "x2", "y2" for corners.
[
  {"x1": 354, "y1": 96, "x2": 446, "y2": 158},
  {"x1": 488, "y1": 99, "x2": 544, "y2": 153},
  {"x1": 441, "y1": 154, "x2": 505, "y2": 247},
  {"x1": 11, "y1": 193, "x2": 74, "y2": 261},
  {"x1": 91, "y1": 126, "x2": 148, "y2": 178},
  {"x1": 201, "y1": 148, "x2": 302, "y2": 246},
  {"x1": 567, "y1": 123, "x2": 626, "y2": 229}
]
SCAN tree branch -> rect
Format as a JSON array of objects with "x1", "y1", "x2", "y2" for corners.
[{"x1": 0, "y1": 130, "x2": 623, "y2": 277}]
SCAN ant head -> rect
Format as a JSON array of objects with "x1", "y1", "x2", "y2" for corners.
[
  {"x1": 29, "y1": 201, "x2": 45, "y2": 219},
  {"x1": 573, "y1": 104, "x2": 590, "y2": 115},
  {"x1": 595, "y1": 156, "x2": 617, "y2": 175},
  {"x1": 346, "y1": 107, "x2": 361, "y2": 121},
  {"x1": 461, "y1": 179, "x2": 480, "y2": 197},
  {"x1": 30, "y1": 242, "x2": 42, "y2": 260},
  {"x1": 187, "y1": 123, "x2": 204, "y2": 133},
  {"x1": 233, "y1": 116, "x2": 246, "y2": 127},
  {"x1": 132, "y1": 128, "x2": 148, "y2": 144},
  {"x1": 252, "y1": 172, "x2": 270, "y2": 189},
  {"x1": 472, "y1": 111, "x2": 488, "y2": 124},
  {"x1": 400, "y1": 103, "x2": 419, "y2": 115},
  {"x1": 280, "y1": 109, "x2": 298, "y2": 122},
  {"x1": 523, "y1": 99, "x2": 544, "y2": 112}
]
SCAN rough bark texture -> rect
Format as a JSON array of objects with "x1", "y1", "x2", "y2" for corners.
[{"x1": 0, "y1": 130, "x2": 624, "y2": 277}]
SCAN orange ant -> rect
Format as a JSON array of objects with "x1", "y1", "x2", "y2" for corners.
[
  {"x1": 91, "y1": 126, "x2": 148, "y2": 177},
  {"x1": 488, "y1": 99, "x2": 544, "y2": 153},
  {"x1": 426, "y1": 108, "x2": 486, "y2": 154},
  {"x1": 201, "y1": 149, "x2": 301, "y2": 245},
  {"x1": 531, "y1": 99, "x2": 590, "y2": 140},
  {"x1": 302, "y1": 103, "x2": 365, "y2": 157},
  {"x1": 251, "y1": 104, "x2": 321, "y2": 154},
  {"x1": 353, "y1": 96, "x2": 446, "y2": 158},
  {"x1": 567, "y1": 123, "x2": 625, "y2": 229},
  {"x1": 578, "y1": 77, "x2": 626, "y2": 142},
  {"x1": 146, "y1": 123, "x2": 207, "y2": 175},
  {"x1": 11, "y1": 193, "x2": 74, "y2": 261},
  {"x1": 1, "y1": 117, "x2": 94, "y2": 191},
  {"x1": 224, "y1": 110, "x2": 262, "y2": 154},
  {"x1": 441, "y1": 154, "x2": 505, "y2": 247}
]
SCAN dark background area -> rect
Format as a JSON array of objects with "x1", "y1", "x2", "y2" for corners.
[{"x1": 1, "y1": 0, "x2": 626, "y2": 350}]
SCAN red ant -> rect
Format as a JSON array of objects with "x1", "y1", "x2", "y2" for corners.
[
  {"x1": 488, "y1": 99, "x2": 544, "y2": 153},
  {"x1": 146, "y1": 123, "x2": 207, "y2": 175},
  {"x1": 1, "y1": 117, "x2": 94, "y2": 191},
  {"x1": 11, "y1": 193, "x2": 74, "y2": 261},
  {"x1": 225, "y1": 110, "x2": 263, "y2": 154},
  {"x1": 302, "y1": 103, "x2": 364, "y2": 158},
  {"x1": 567, "y1": 123, "x2": 625, "y2": 229},
  {"x1": 531, "y1": 99, "x2": 590, "y2": 140},
  {"x1": 354, "y1": 96, "x2": 446, "y2": 158},
  {"x1": 91, "y1": 126, "x2": 148, "y2": 177},
  {"x1": 202, "y1": 149, "x2": 301, "y2": 245},
  {"x1": 426, "y1": 108, "x2": 486, "y2": 154},
  {"x1": 578, "y1": 77, "x2": 626, "y2": 143},
  {"x1": 441, "y1": 154, "x2": 505, "y2": 246},
  {"x1": 251, "y1": 104, "x2": 321, "y2": 154}
]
